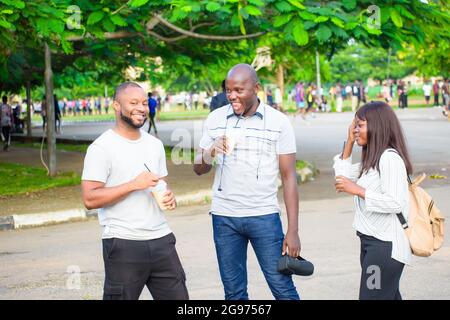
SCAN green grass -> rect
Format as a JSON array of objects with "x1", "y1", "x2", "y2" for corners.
[
  {"x1": 14, "y1": 142, "x2": 89, "y2": 153},
  {"x1": 31, "y1": 109, "x2": 210, "y2": 123},
  {"x1": 14, "y1": 141, "x2": 193, "y2": 161},
  {"x1": 0, "y1": 162, "x2": 81, "y2": 197}
]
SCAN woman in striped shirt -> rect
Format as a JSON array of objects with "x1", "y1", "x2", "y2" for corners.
[{"x1": 333, "y1": 101, "x2": 413, "y2": 300}]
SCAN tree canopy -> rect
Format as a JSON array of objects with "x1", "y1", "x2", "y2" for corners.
[{"x1": 0, "y1": 0, "x2": 449, "y2": 95}]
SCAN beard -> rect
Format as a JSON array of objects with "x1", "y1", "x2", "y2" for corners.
[{"x1": 120, "y1": 111, "x2": 147, "y2": 129}]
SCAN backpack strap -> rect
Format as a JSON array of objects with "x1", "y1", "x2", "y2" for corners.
[
  {"x1": 387, "y1": 149, "x2": 412, "y2": 185},
  {"x1": 396, "y1": 213, "x2": 409, "y2": 230},
  {"x1": 387, "y1": 149, "x2": 411, "y2": 229}
]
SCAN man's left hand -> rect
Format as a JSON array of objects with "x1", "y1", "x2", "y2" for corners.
[{"x1": 162, "y1": 189, "x2": 177, "y2": 210}]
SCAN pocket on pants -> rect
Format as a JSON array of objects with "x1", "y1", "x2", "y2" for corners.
[
  {"x1": 103, "y1": 279, "x2": 123, "y2": 300},
  {"x1": 103, "y1": 238, "x2": 118, "y2": 260}
]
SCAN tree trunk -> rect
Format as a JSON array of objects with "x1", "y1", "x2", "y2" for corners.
[
  {"x1": 315, "y1": 49, "x2": 322, "y2": 106},
  {"x1": 276, "y1": 64, "x2": 284, "y2": 103},
  {"x1": 45, "y1": 42, "x2": 57, "y2": 177},
  {"x1": 26, "y1": 81, "x2": 32, "y2": 140}
]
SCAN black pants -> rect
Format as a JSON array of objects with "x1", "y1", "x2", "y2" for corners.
[
  {"x1": 434, "y1": 93, "x2": 439, "y2": 106},
  {"x1": 102, "y1": 233, "x2": 189, "y2": 300},
  {"x1": 358, "y1": 232, "x2": 405, "y2": 300},
  {"x1": 147, "y1": 113, "x2": 157, "y2": 134},
  {"x1": 1, "y1": 126, "x2": 11, "y2": 150}
]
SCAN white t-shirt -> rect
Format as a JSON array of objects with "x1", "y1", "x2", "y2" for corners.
[
  {"x1": 423, "y1": 84, "x2": 432, "y2": 96},
  {"x1": 82, "y1": 129, "x2": 171, "y2": 240},
  {"x1": 199, "y1": 103, "x2": 297, "y2": 217}
]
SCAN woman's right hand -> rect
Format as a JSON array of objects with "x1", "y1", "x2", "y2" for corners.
[{"x1": 347, "y1": 119, "x2": 356, "y2": 143}]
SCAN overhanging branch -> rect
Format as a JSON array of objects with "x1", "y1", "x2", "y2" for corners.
[{"x1": 153, "y1": 14, "x2": 266, "y2": 40}]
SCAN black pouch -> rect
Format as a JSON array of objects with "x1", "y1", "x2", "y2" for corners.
[{"x1": 277, "y1": 255, "x2": 314, "y2": 276}]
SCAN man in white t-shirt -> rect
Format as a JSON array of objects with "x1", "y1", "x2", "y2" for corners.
[
  {"x1": 194, "y1": 64, "x2": 301, "y2": 300},
  {"x1": 422, "y1": 81, "x2": 432, "y2": 105},
  {"x1": 81, "y1": 82, "x2": 188, "y2": 300}
]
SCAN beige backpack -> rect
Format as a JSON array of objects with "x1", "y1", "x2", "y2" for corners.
[{"x1": 397, "y1": 173, "x2": 445, "y2": 257}]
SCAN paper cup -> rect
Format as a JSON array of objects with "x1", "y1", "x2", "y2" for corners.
[{"x1": 152, "y1": 180, "x2": 168, "y2": 211}]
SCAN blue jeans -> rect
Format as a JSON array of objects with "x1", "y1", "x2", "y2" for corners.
[{"x1": 212, "y1": 213, "x2": 300, "y2": 300}]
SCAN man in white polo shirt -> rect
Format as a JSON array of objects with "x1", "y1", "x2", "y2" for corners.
[
  {"x1": 81, "y1": 82, "x2": 188, "y2": 300},
  {"x1": 194, "y1": 64, "x2": 301, "y2": 300}
]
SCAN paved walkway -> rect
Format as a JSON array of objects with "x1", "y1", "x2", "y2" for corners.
[{"x1": 0, "y1": 185, "x2": 449, "y2": 300}]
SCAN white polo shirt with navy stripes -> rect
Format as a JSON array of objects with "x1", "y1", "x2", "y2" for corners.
[{"x1": 199, "y1": 102, "x2": 297, "y2": 217}]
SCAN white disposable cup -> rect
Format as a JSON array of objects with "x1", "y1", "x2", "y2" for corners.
[
  {"x1": 152, "y1": 180, "x2": 168, "y2": 211},
  {"x1": 225, "y1": 129, "x2": 241, "y2": 155}
]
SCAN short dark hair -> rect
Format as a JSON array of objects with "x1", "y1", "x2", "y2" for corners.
[
  {"x1": 113, "y1": 81, "x2": 143, "y2": 102},
  {"x1": 2, "y1": 95, "x2": 7, "y2": 103}
]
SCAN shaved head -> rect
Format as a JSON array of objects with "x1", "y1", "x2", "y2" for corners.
[
  {"x1": 113, "y1": 81, "x2": 143, "y2": 103},
  {"x1": 227, "y1": 63, "x2": 259, "y2": 85}
]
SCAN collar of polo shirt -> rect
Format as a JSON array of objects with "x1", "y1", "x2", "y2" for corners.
[{"x1": 226, "y1": 101, "x2": 264, "y2": 120}]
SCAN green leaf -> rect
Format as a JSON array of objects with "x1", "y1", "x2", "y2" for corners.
[
  {"x1": 87, "y1": 11, "x2": 104, "y2": 25},
  {"x1": 244, "y1": 5, "x2": 262, "y2": 16},
  {"x1": 342, "y1": 0, "x2": 356, "y2": 11},
  {"x1": 206, "y1": 2, "x2": 221, "y2": 12},
  {"x1": 238, "y1": 2, "x2": 246, "y2": 34},
  {"x1": 48, "y1": 19, "x2": 64, "y2": 34},
  {"x1": 299, "y1": 11, "x2": 317, "y2": 21},
  {"x1": 110, "y1": 14, "x2": 128, "y2": 26},
  {"x1": 316, "y1": 24, "x2": 332, "y2": 42},
  {"x1": 61, "y1": 39, "x2": 74, "y2": 54},
  {"x1": 36, "y1": 18, "x2": 50, "y2": 36},
  {"x1": 314, "y1": 16, "x2": 329, "y2": 23},
  {"x1": 330, "y1": 26, "x2": 348, "y2": 38},
  {"x1": 390, "y1": 9, "x2": 403, "y2": 28},
  {"x1": 396, "y1": 6, "x2": 415, "y2": 20},
  {"x1": 171, "y1": 7, "x2": 189, "y2": 21},
  {"x1": 292, "y1": 23, "x2": 309, "y2": 46},
  {"x1": 132, "y1": 21, "x2": 144, "y2": 32},
  {"x1": 248, "y1": 0, "x2": 264, "y2": 6},
  {"x1": 303, "y1": 20, "x2": 316, "y2": 30},
  {"x1": 0, "y1": 18, "x2": 13, "y2": 30},
  {"x1": 102, "y1": 17, "x2": 116, "y2": 32},
  {"x1": 274, "y1": 14, "x2": 292, "y2": 27},
  {"x1": 331, "y1": 17, "x2": 345, "y2": 28},
  {"x1": 275, "y1": 1, "x2": 293, "y2": 13},
  {"x1": 1, "y1": 9, "x2": 13, "y2": 14},
  {"x1": 129, "y1": 0, "x2": 150, "y2": 8},
  {"x1": 287, "y1": 0, "x2": 305, "y2": 9}
]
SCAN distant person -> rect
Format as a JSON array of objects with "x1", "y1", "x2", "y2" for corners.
[
  {"x1": 266, "y1": 89, "x2": 274, "y2": 107},
  {"x1": 397, "y1": 81, "x2": 405, "y2": 109},
  {"x1": 345, "y1": 83, "x2": 352, "y2": 100},
  {"x1": 209, "y1": 80, "x2": 229, "y2": 112},
  {"x1": 81, "y1": 81, "x2": 187, "y2": 300},
  {"x1": 147, "y1": 92, "x2": 158, "y2": 136},
  {"x1": 351, "y1": 80, "x2": 360, "y2": 112},
  {"x1": 95, "y1": 97, "x2": 102, "y2": 115},
  {"x1": 442, "y1": 79, "x2": 449, "y2": 117},
  {"x1": 54, "y1": 94, "x2": 61, "y2": 133},
  {"x1": 423, "y1": 80, "x2": 432, "y2": 105},
  {"x1": 0, "y1": 95, "x2": 13, "y2": 151},
  {"x1": 295, "y1": 82, "x2": 306, "y2": 116},
  {"x1": 104, "y1": 97, "x2": 110, "y2": 114},
  {"x1": 433, "y1": 80, "x2": 440, "y2": 107},
  {"x1": 359, "y1": 80, "x2": 366, "y2": 106},
  {"x1": 193, "y1": 93, "x2": 199, "y2": 110},
  {"x1": 382, "y1": 82, "x2": 391, "y2": 103},
  {"x1": 274, "y1": 86, "x2": 283, "y2": 111},
  {"x1": 41, "y1": 95, "x2": 47, "y2": 130},
  {"x1": 12, "y1": 100, "x2": 23, "y2": 133}
]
